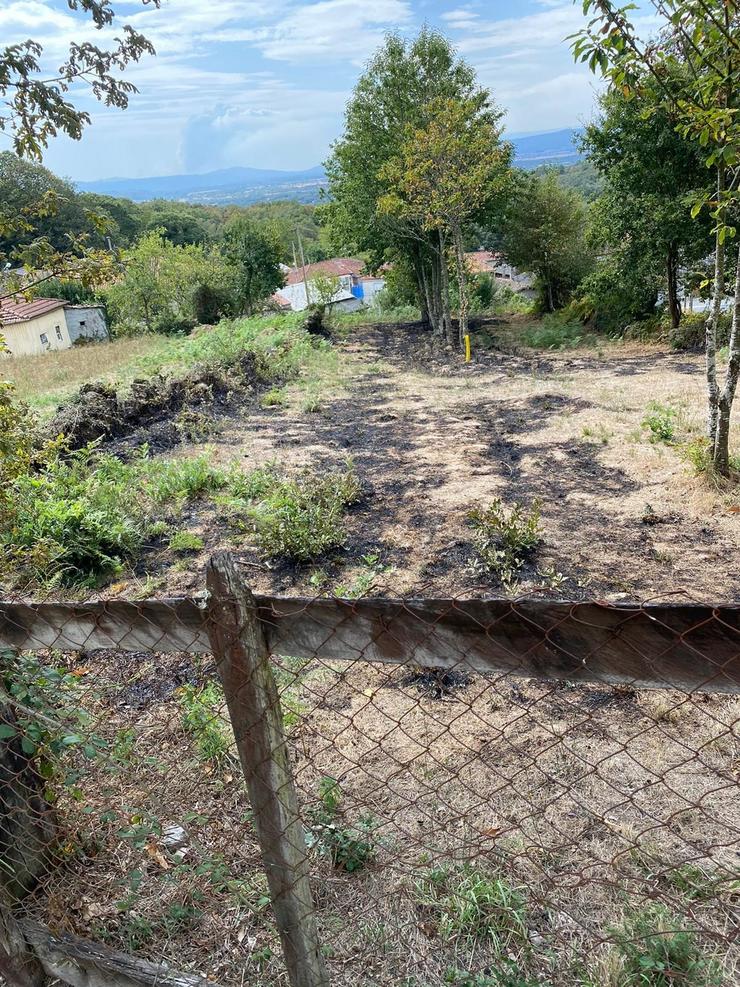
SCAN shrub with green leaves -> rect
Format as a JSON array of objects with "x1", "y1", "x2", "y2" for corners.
[
  {"x1": 226, "y1": 463, "x2": 361, "y2": 561},
  {"x1": 178, "y1": 682, "x2": 232, "y2": 763},
  {"x1": 307, "y1": 775, "x2": 378, "y2": 873},
  {"x1": 613, "y1": 907, "x2": 720, "y2": 987},
  {"x1": 642, "y1": 402, "x2": 678, "y2": 444},
  {"x1": 522, "y1": 315, "x2": 596, "y2": 350},
  {"x1": 1, "y1": 650, "x2": 104, "y2": 777},
  {"x1": 468, "y1": 498, "x2": 542, "y2": 586},
  {"x1": 0, "y1": 446, "x2": 228, "y2": 587}
]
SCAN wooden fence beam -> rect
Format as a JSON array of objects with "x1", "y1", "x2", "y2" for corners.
[
  {"x1": 206, "y1": 554, "x2": 329, "y2": 987},
  {"x1": 1, "y1": 594, "x2": 739, "y2": 694}
]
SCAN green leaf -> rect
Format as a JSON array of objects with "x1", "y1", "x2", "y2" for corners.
[{"x1": 0, "y1": 723, "x2": 17, "y2": 739}]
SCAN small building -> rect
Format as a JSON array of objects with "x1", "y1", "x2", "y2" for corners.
[
  {"x1": 273, "y1": 258, "x2": 386, "y2": 313},
  {"x1": 465, "y1": 250, "x2": 535, "y2": 296},
  {"x1": 0, "y1": 298, "x2": 109, "y2": 357}
]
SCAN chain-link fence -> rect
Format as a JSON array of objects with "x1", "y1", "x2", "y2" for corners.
[{"x1": 1, "y1": 552, "x2": 739, "y2": 987}]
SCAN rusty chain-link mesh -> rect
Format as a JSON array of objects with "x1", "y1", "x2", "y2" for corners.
[{"x1": 1, "y1": 571, "x2": 738, "y2": 987}]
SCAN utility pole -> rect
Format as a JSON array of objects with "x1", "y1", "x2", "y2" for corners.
[{"x1": 295, "y1": 228, "x2": 310, "y2": 308}]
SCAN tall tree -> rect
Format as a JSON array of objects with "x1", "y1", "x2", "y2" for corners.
[
  {"x1": 583, "y1": 82, "x2": 711, "y2": 329},
  {"x1": 503, "y1": 171, "x2": 591, "y2": 312},
  {"x1": 324, "y1": 28, "x2": 495, "y2": 339},
  {"x1": 379, "y1": 96, "x2": 512, "y2": 345},
  {"x1": 222, "y1": 217, "x2": 284, "y2": 316},
  {"x1": 573, "y1": 0, "x2": 740, "y2": 474}
]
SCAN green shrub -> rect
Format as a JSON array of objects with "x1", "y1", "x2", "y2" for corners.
[
  {"x1": 669, "y1": 312, "x2": 730, "y2": 351},
  {"x1": 642, "y1": 402, "x2": 678, "y2": 444},
  {"x1": 168, "y1": 531, "x2": 204, "y2": 553},
  {"x1": 415, "y1": 865, "x2": 528, "y2": 950},
  {"x1": 307, "y1": 776, "x2": 378, "y2": 872},
  {"x1": 613, "y1": 906, "x2": 720, "y2": 986},
  {"x1": 1, "y1": 447, "x2": 227, "y2": 587},
  {"x1": 522, "y1": 314, "x2": 597, "y2": 350},
  {"x1": 178, "y1": 682, "x2": 232, "y2": 763},
  {"x1": 468, "y1": 498, "x2": 542, "y2": 586},
  {"x1": 682, "y1": 438, "x2": 740, "y2": 476},
  {"x1": 234, "y1": 464, "x2": 361, "y2": 561}
]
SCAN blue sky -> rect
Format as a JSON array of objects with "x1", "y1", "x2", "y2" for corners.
[{"x1": 0, "y1": 0, "x2": 654, "y2": 181}]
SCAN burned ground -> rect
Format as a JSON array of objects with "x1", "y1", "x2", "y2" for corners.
[{"x1": 126, "y1": 320, "x2": 740, "y2": 603}]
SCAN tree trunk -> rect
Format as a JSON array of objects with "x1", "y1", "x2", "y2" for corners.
[
  {"x1": 713, "y1": 249, "x2": 740, "y2": 476},
  {"x1": 706, "y1": 170, "x2": 726, "y2": 452},
  {"x1": 667, "y1": 246, "x2": 682, "y2": 330},
  {"x1": 437, "y1": 229, "x2": 453, "y2": 344},
  {"x1": 452, "y1": 223, "x2": 468, "y2": 349}
]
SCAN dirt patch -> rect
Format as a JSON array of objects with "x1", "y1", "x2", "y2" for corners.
[{"x1": 47, "y1": 353, "x2": 262, "y2": 453}]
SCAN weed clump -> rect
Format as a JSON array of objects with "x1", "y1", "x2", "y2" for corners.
[
  {"x1": 178, "y1": 682, "x2": 233, "y2": 763},
  {"x1": 0, "y1": 446, "x2": 227, "y2": 587},
  {"x1": 225, "y1": 462, "x2": 361, "y2": 562},
  {"x1": 307, "y1": 776, "x2": 378, "y2": 873},
  {"x1": 468, "y1": 498, "x2": 542, "y2": 586},
  {"x1": 612, "y1": 906, "x2": 721, "y2": 986},
  {"x1": 415, "y1": 864, "x2": 528, "y2": 952},
  {"x1": 642, "y1": 402, "x2": 678, "y2": 443}
]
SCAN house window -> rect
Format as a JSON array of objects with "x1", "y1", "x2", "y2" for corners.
[
  {"x1": 55, "y1": 325, "x2": 63, "y2": 341},
  {"x1": 79, "y1": 320, "x2": 86, "y2": 327},
  {"x1": 39, "y1": 333, "x2": 50, "y2": 349}
]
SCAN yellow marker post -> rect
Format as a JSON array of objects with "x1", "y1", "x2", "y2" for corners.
[{"x1": 464, "y1": 333, "x2": 471, "y2": 363}]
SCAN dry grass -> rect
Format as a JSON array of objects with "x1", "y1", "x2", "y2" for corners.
[
  {"x1": 29, "y1": 648, "x2": 740, "y2": 987},
  {"x1": 3, "y1": 335, "x2": 173, "y2": 414}
]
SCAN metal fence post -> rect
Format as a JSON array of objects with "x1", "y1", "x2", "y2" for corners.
[{"x1": 206, "y1": 553, "x2": 329, "y2": 987}]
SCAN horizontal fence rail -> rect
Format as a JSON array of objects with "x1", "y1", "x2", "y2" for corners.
[{"x1": 1, "y1": 595, "x2": 739, "y2": 693}]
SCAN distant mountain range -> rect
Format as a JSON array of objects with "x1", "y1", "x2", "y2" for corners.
[{"x1": 76, "y1": 129, "x2": 583, "y2": 206}]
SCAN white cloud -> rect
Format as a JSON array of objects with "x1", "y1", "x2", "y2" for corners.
[
  {"x1": 252, "y1": 0, "x2": 412, "y2": 63},
  {"x1": 0, "y1": 0, "x2": 648, "y2": 178}
]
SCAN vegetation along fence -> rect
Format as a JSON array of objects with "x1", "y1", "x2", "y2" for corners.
[{"x1": 1, "y1": 553, "x2": 739, "y2": 987}]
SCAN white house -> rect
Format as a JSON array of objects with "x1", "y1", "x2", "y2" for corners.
[
  {"x1": 0, "y1": 297, "x2": 109, "y2": 357},
  {"x1": 465, "y1": 250, "x2": 535, "y2": 297},
  {"x1": 273, "y1": 258, "x2": 386, "y2": 313}
]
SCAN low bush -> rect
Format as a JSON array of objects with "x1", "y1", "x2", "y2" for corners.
[
  {"x1": 0, "y1": 447, "x2": 228, "y2": 587},
  {"x1": 468, "y1": 498, "x2": 542, "y2": 586},
  {"x1": 178, "y1": 682, "x2": 233, "y2": 763},
  {"x1": 682, "y1": 438, "x2": 740, "y2": 477},
  {"x1": 307, "y1": 776, "x2": 378, "y2": 872},
  {"x1": 522, "y1": 314, "x2": 597, "y2": 350},
  {"x1": 225, "y1": 463, "x2": 361, "y2": 562},
  {"x1": 668, "y1": 312, "x2": 730, "y2": 351},
  {"x1": 612, "y1": 906, "x2": 720, "y2": 986},
  {"x1": 642, "y1": 402, "x2": 678, "y2": 444}
]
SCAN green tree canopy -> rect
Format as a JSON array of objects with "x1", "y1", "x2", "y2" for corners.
[
  {"x1": 573, "y1": 0, "x2": 740, "y2": 474},
  {"x1": 324, "y1": 28, "x2": 497, "y2": 337},
  {"x1": 222, "y1": 217, "x2": 284, "y2": 316},
  {"x1": 503, "y1": 171, "x2": 591, "y2": 312},
  {"x1": 379, "y1": 95, "x2": 512, "y2": 343},
  {"x1": 583, "y1": 81, "x2": 711, "y2": 329}
]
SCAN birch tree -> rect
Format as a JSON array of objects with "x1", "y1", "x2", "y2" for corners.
[{"x1": 573, "y1": 0, "x2": 740, "y2": 475}]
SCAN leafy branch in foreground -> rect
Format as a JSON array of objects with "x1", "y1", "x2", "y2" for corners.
[{"x1": 1, "y1": 0, "x2": 158, "y2": 159}]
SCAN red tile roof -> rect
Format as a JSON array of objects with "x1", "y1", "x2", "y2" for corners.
[
  {"x1": 465, "y1": 250, "x2": 503, "y2": 274},
  {"x1": 284, "y1": 257, "x2": 365, "y2": 286},
  {"x1": 0, "y1": 297, "x2": 67, "y2": 325}
]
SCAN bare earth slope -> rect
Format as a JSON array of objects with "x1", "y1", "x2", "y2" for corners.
[{"x1": 166, "y1": 322, "x2": 740, "y2": 603}]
